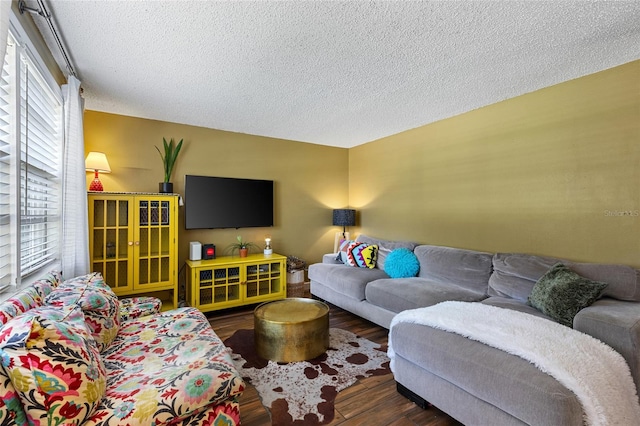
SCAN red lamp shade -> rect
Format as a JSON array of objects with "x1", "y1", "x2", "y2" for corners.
[{"x1": 85, "y1": 152, "x2": 111, "y2": 192}]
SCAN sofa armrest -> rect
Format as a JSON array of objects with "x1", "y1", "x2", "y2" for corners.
[
  {"x1": 323, "y1": 253, "x2": 342, "y2": 264},
  {"x1": 574, "y1": 298, "x2": 640, "y2": 392}
]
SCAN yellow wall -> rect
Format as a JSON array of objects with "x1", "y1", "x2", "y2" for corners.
[
  {"x1": 83, "y1": 112, "x2": 349, "y2": 266},
  {"x1": 8, "y1": 0, "x2": 640, "y2": 269},
  {"x1": 85, "y1": 60, "x2": 639, "y2": 269},
  {"x1": 350, "y1": 60, "x2": 640, "y2": 267}
]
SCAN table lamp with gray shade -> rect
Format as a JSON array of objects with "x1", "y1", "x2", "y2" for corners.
[{"x1": 332, "y1": 209, "x2": 356, "y2": 252}]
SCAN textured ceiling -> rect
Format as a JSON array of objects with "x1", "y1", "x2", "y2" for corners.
[{"x1": 29, "y1": 1, "x2": 640, "y2": 148}]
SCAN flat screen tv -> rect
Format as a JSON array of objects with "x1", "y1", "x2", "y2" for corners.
[{"x1": 184, "y1": 175, "x2": 274, "y2": 229}]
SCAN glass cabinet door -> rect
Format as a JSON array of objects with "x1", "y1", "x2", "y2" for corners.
[
  {"x1": 245, "y1": 261, "x2": 283, "y2": 301},
  {"x1": 135, "y1": 198, "x2": 173, "y2": 289},
  {"x1": 89, "y1": 197, "x2": 133, "y2": 292},
  {"x1": 195, "y1": 266, "x2": 242, "y2": 308}
]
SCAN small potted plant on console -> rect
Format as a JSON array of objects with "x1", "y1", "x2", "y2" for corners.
[{"x1": 227, "y1": 236, "x2": 259, "y2": 258}]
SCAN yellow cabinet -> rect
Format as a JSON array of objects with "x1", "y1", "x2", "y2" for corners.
[
  {"x1": 88, "y1": 193, "x2": 178, "y2": 310},
  {"x1": 186, "y1": 253, "x2": 286, "y2": 312}
]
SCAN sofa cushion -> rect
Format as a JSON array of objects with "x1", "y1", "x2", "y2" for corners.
[
  {"x1": 569, "y1": 262, "x2": 640, "y2": 302},
  {"x1": 384, "y1": 248, "x2": 420, "y2": 278},
  {"x1": 356, "y1": 235, "x2": 418, "y2": 270},
  {"x1": 489, "y1": 252, "x2": 640, "y2": 302},
  {"x1": 0, "y1": 304, "x2": 106, "y2": 425},
  {"x1": 488, "y1": 253, "x2": 558, "y2": 301},
  {"x1": 308, "y1": 263, "x2": 388, "y2": 300},
  {"x1": 481, "y1": 296, "x2": 554, "y2": 320},
  {"x1": 346, "y1": 242, "x2": 378, "y2": 268},
  {"x1": 85, "y1": 307, "x2": 244, "y2": 425},
  {"x1": 528, "y1": 263, "x2": 607, "y2": 327},
  {"x1": 46, "y1": 273, "x2": 120, "y2": 352},
  {"x1": 366, "y1": 278, "x2": 486, "y2": 313},
  {"x1": 414, "y1": 245, "x2": 493, "y2": 294}
]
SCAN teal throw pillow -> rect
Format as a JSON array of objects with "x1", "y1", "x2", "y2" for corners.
[
  {"x1": 528, "y1": 263, "x2": 607, "y2": 327},
  {"x1": 384, "y1": 248, "x2": 420, "y2": 278}
]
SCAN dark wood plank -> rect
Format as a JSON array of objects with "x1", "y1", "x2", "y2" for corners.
[{"x1": 207, "y1": 296, "x2": 461, "y2": 425}]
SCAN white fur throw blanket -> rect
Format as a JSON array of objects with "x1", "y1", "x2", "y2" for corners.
[{"x1": 388, "y1": 301, "x2": 640, "y2": 426}]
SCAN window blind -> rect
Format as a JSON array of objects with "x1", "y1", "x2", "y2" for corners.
[
  {"x1": 19, "y1": 54, "x2": 61, "y2": 276},
  {"x1": 0, "y1": 21, "x2": 62, "y2": 297},
  {"x1": 0, "y1": 37, "x2": 13, "y2": 293}
]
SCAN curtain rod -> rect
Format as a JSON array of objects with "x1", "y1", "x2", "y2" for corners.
[{"x1": 18, "y1": 0, "x2": 78, "y2": 78}]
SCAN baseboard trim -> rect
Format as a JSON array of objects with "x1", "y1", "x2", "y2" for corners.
[{"x1": 396, "y1": 382, "x2": 430, "y2": 409}]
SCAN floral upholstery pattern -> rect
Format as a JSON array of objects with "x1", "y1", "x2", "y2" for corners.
[
  {"x1": 60, "y1": 273, "x2": 112, "y2": 292},
  {"x1": 0, "y1": 304, "x2": 106, "y2": 425},
  {"x1": 31, "y1": 270, "x2": 64, "y2": 299},
  {"x1": 46, "y1": 274, "x2": 120, "y2": 352},
  {"x1": 0, "y1": 289, "x2": 40, "y2": 327},
  {"x1": 173, "y1": 399, "x2": 241, "y2": 425},
  {"x1": 0, "y1": 271, "x2": 64, "y2": 426},
  {"x1": 0, "y1": 271, "x2": 62, "y2": 326},
  {"x1": 0, "y1": 271, "x2": 244, "y2": 426},
  {"x1": 84, "y1": 307, "x2": 244, "y2": 425},
  {"x1": 119, "y1": 297, "x2": 162, "y2": 322}
]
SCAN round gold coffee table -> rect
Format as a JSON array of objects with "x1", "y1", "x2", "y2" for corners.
[{"x1": 254, "y1": 298, "x2": 330, "y2": 362}]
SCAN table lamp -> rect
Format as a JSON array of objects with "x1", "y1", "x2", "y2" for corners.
[
  {"x1": 85, "y1": 152, "x2": 111, "y2": 191},
  {"x1": 264, "y1": 237, "x2": 273, "y2": 255},
  {"x1": 332, "y1": 209, "x2": 356, "y2": 252}
]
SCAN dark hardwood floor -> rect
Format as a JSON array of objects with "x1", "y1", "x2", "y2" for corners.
[{"x1": 207, "y1": 297, "x2": 462, "y2": 426}]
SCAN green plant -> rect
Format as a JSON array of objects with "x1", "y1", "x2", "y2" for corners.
[
  {"x1": 155, "y1": 137, "x2": 184, "y2": 182},
  {"x1": 226, "y1": 236, "x2": 260, "y2": 255}
]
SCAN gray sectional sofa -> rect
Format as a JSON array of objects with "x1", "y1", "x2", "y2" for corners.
[{"x1": 308, "y1": 235, "x2": 640, "y2": 425}]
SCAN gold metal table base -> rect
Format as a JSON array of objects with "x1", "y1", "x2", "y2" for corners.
[{"x1": 254, "y1": 298, "x2": 330, "y2": 362}]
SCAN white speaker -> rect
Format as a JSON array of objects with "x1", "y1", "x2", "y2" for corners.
[{"x1": 189, "y1": 241, "x2": 202, "y2": 261}]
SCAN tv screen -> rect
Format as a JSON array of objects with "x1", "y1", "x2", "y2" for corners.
[{"x1": 184, "y1": 175, "x2": 274, "y2": 229}]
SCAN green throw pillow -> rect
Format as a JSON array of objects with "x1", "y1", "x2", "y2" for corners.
[{"x1": 528, "y1": 263, "x2": 607, "y2": 327}]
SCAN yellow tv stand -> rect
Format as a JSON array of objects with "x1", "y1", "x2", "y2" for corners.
[{"x1": 186, "y1": 253, "x2": 287, "y2": 312}]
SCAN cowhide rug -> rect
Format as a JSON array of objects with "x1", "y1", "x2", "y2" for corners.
[{"x1": 224, "y1": 328, "x2": 391, "y2": 425}]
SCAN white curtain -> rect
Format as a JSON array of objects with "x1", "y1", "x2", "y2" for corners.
[
  {"x1": 61, "y1": 75, "x2": 90, "y2": 278},
  {"x1": 0, "y1": 0, "x2": 10, "y2": 62}
]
